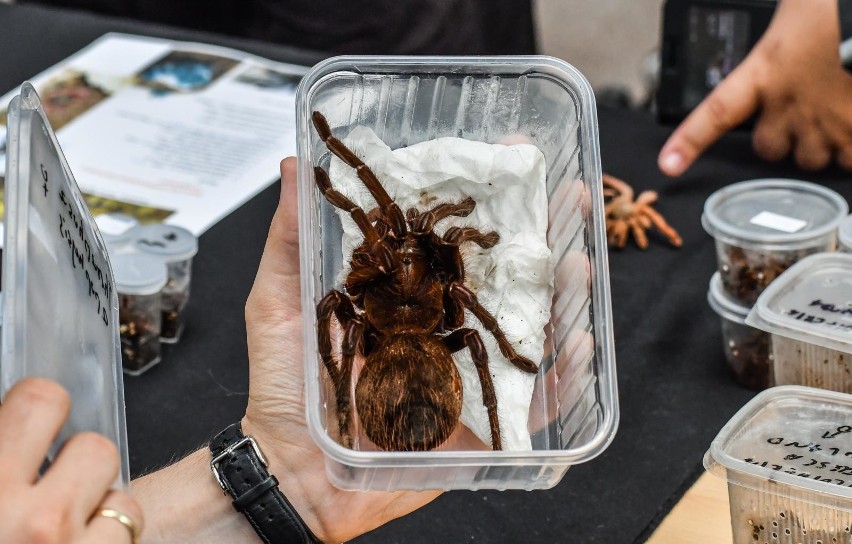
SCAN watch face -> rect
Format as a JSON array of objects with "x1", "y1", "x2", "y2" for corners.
[{"x1": 683, "y1": 6, "x2": 752, "y2": 110}]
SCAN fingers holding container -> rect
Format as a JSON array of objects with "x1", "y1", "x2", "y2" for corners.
[{"x1": 0, "y1": 378, "x2": 143, "y2": 544}]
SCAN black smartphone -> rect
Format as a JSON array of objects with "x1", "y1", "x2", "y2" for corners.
[{"x1": 656, "y1": 0, "x2": 776, "y2": 125}]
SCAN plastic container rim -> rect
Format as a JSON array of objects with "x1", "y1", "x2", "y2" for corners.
[
  {"x1": 705, "y1": 385, "x2": 852, "y2": 508},
  {"x1": 133, "y1": 224, "x2": 199, "y2": 262},
  {"x1": 296, "y1": 55, "x2": 619, "y2": 470},
  {"x1": 113, "y1": 256, "x2": 169, "y2": 296},
  {"x1": 707, "y1": 272, "x2": 749, "y2": 324},
  {"x1": 745, "y1": 252, "x2": 852, "y2": 355},
  {"x1": 702, "y1": 179, "x2": 848, "y2": 248},
  {"x1": 840, "y1": 214, "x2": 852, "y2": 250}
]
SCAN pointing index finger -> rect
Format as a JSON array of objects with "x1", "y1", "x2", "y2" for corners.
[{"x1": 658, "y1": 62, "x2": 761, "y2": 177}]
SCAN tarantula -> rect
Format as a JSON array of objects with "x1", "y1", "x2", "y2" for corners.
[
  {"x1": 311, "y1": 111, "x2": 538, "y2": 452},
  {"x1": 603, "y1": 173, "x2": 682, "y2": 250}
]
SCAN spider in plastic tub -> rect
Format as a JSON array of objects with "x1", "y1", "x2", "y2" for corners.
[{"x1": 311, "y1": 111, "x2": 538, "y2": 452}]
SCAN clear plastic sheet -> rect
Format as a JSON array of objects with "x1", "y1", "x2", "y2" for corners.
[{"x1": 1, "y1": 83, "x2": 129, "y2": 486}]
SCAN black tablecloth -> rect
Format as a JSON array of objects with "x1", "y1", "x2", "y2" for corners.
[{"x1": 2, "y1": 4, "x2": 851, "y2": 543}]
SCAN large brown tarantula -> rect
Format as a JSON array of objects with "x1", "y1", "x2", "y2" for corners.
[{"x1": 312, "y1": 111, "x2": 538, "y2": 451}]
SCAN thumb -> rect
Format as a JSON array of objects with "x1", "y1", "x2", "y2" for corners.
[
  {"x1": 658, "y1": 61, "x2": 760, "y2": 177},
  {"x1": 246, "y1": 157, "x2": 301, "y2": 324}
]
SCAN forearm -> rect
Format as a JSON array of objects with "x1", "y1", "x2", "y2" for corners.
[{"x1": 131, "y1": 448, "x2": 258, "y2": 544}]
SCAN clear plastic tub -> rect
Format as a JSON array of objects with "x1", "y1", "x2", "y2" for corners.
[
  {"x1": 702, "y1": 179, "x2": 848, "y2": 307},
  {"x1": 113, "y1": 253, "x2": 168, "y2": 376},
  {"x1": 296, "y1": 56, "x2": 618, "y2": 490},
  {"x1": 133, "y1": 224, "x2": 198, "y2": 343},
  {"x1": 840, "y1": 214, "x2": 852, "y2": 253},
  {"x1": 746, "y1": 253, "x2": 852, "y2": 393},
  {"x1": 705, "y1": 386, "x2": 852, "y2": 544},
  {"x1": 707, "y1": 272, "x2": 773, "y2": 390}
]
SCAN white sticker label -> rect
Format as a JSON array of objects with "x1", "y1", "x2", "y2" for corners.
[{"x1": 749, "y1": 211, "x2": 807, "y2": 233}]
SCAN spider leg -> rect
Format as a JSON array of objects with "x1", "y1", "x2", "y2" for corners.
[
  {"x1": 345, "y1": 255, "x2": 397, "y2": 298},
  {"x1": 314, "y1": 166, "x2": 380, "y2": 246},
  {"x1": 608, "y1": 220, "x2": 629, "y2": 248},
  {"x1": 316, "y1": 290, "x2": 360, "y2": 388},
  {"x1": 443, "y1": 328, "x2": 503, "y2": 450},
  {"x1": 628, "y1": 217, "x2": 649, "y2": 249},
  {"x1": 635, "y1": 190, "x2": 658, "y2": 206},
  {"x1": 338, "y1": 318, "x2": 367, "y2": 449},
  {"x1": 312, "y1": 111, "x2": 407, "y2": 237},
  {"x1": 412, "y1": 197, "x2": 477, "y2": 233},
  {"x1": 315, "y1": 289, "x2": 366, "y2": 449},
  {"x1": 443, "y1": 226, "x2": 500, "y2": 249},
  {"x1": 602, "y1": 174, "x2": 635, "y2": 202},
  {"x1": 316, "y1": 166, "x2": 399, "y2": 273},
  {"x1": 641, "y1": 206, "x2": 683, "y2": 247},
  {"x1": 448, "y1": 283, "x2": 538, "y2": 374}
]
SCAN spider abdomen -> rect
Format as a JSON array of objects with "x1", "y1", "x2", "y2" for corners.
[{"x1": 356, "y1": 334, "x2": 462, "y2": 451}]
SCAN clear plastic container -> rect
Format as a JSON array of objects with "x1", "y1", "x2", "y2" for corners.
[
  {"x1": 746, "y1": 253, "x2": 852, "y2": 393},
  {"x1": 133, "y1": 224, "x2": 198, "y2": 343},
  {"x1": 94, "y1": 212, "x2": 140, "y2": 255},
  {"x1": 705, "y1": 386, "x2": 852, "y2": 544},
  {"x1": 1, "y1": 83, "x2": 129, "y2": 485},
  {"x1": 840, "y1": 214, "x2": 852, "y2": 253},
  {"x1": 707, "y1": 272, "x2": 773, "y2": 390},
  {"x1": 702, "y1": 179, "x2": 848, "y2": 307},
  {"x1": 296, "y1": 56, "x2": 618, "y2": 490},
  {"x1": 113, "y1": 253, "x2": 168, "y2": 376}
]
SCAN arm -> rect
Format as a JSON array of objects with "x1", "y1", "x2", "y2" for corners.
[
  {"x1": 658, "y1": 0, "x2": 852, "y2": 176},
  {"x1": 132, "y1": 157, "x2": 440, "y2": 543}
]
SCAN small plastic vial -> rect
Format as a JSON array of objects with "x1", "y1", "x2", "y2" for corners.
[
  {"x1": 133, "y1": 224, "x2": 198, "y2": 343},
  {"x1": 113, "y1": 253, "x2": 168, "y2": 376},
  {"x1": 94, "y1": 213, "x2": 140, "y2": 256}
]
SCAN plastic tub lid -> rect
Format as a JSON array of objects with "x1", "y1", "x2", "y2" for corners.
[
  {"x1": 707, "y1": 272, "x2": 750, "y2": 324},
  {"x1": 746, "y1": 252, "x2": 852, "y2": 354},
  {"x1": 112, "y1": 253, "x2": 168, "y2": 296},
  {"x1": 702, "y1": 179, "x2": 848, "y2": 247},
  {"x1": 133, "y1": 224, "x2": 198, "y2": 262},
  {"x1": 705, "y1": 385, "x2": 852, "y2": 505},
  {"x1": 841, "y1": 214, "x2": 852, "y2": 249},
  {"x1": 94, "y1": 213, "x2": 139, "y2": 245}
]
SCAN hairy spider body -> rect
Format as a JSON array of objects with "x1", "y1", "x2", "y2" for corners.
[
  {"x1": 356, "y1": 335, "x2": 462, "y2": 451},
  {"x1": 312, "y1": 111, "x2": 537, "y2": 452}
]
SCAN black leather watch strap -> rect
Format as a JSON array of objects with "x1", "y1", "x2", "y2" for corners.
[{"x1": 210, "y1": 423, "x2": 320, "y2": 544}]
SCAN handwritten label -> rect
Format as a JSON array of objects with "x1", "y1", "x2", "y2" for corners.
[
  {"x1": 783, "y1": 300, "x2": 852, "y2": 333},
  {"x1": 749, "y1": 211, "x2": 807, "y2": 233},
  {"x1": 742, "y1": 425, "x2": 852, "y2": 488},
  {"x1": 44, "y1": 163, "x2": 112, "y2": 326}
]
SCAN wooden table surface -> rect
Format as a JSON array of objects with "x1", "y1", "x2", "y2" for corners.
[{"x1": 647, "y1": 473, "x2": 733, "y2": 543}]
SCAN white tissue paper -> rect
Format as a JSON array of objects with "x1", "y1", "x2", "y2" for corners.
[{"x1": 329, "y1": 126, "x2": 553, "y2": 451}]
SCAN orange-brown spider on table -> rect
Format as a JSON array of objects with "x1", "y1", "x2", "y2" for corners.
[
  {"x1": 602, "y1": 173, "x2": 682, "y2": 250},
  {"x1": 311, "y1": 111, "x2": 538, "y2": 452}
]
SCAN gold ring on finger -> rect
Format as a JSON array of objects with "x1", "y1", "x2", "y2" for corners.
[{"x1": 97, "y1": 508, "x2": 140, "y2": 544}]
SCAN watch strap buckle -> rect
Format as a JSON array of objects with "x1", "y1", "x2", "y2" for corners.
[{"x1": 210, "y1": 435, "x2": 268, "y2": 491}]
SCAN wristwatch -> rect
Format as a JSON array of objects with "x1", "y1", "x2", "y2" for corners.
[{"x1": 209, "y1": 423, "x2": 320, "y2": 544}]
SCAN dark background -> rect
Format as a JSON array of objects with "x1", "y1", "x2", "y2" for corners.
[{"x1": 2, "y1": 3, "x2": 851, "y2": 542}]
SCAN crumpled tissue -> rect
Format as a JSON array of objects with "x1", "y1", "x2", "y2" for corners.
[{"x1": 328, "y1": 126, "x2": 553, "y2": 451}]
